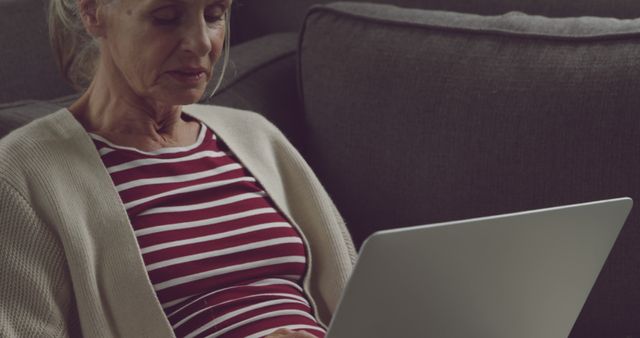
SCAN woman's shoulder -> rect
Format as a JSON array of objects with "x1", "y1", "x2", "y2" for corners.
[
  {"x1": 0, "y1": 108, "x2": 76, "y2": 150},
  {"x1": 183, "y1": 104, "x2": 281, "y2": 136},
  {"x1": 183, "y1": 103, "x2": 301, "y2": 166},
  {"x1": 0, "y1": 108, "x2": 90, "y2": 190}
]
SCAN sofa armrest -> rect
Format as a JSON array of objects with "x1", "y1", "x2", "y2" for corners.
[{"x1": 204, "y1": 32, "x2": 305, "y2": 149}]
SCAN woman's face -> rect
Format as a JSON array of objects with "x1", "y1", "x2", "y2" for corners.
[{"x1": 99, "y1": 0, "x2": 229, "y2": 105}]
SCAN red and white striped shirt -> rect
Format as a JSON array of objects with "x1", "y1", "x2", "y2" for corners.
[{"x1": 90, "y1": 122, "x2": 325, "y2": 338}]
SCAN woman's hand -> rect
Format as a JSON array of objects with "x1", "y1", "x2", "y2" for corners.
[{"x1": 265, "y1": 328, "x2": 319, "y2": 338}]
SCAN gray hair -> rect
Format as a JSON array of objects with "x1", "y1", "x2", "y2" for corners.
[
  {"x1": 49, "y1": 0, "x2": 99, "y2": 90},
  {"x1": 48, "y1": 0, "x2": 231, "y2": 97},
  {"x1": 206, "y1": 12, "x2": 230, "y2": 100}
]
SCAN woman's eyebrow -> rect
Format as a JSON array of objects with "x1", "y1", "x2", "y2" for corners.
[
  {"x1": 142, "y1": 0, "x2": 186, "y2": 6},
  {"x1": 211, "y1": 0, "x2": 232, "y2": 7},
  {"x1": 143, "y1": 0, "x2": 230, "y2": 7}
]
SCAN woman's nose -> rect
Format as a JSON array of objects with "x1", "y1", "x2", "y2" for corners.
[{"x1": 180, "y1": 18, "x2": 213, "y2": 57}]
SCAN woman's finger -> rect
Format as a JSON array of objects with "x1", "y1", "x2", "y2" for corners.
[
  {"x1": 265, "y1": 327, "x2": 294, "y2": 337},
  {"x1": 265, "y1": 328, "x2": 319, "y2": 338}
]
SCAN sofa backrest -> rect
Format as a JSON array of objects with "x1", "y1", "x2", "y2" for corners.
[
  {"x1": 0, "y1": 0, "x2": 76, "y2": 104},
  {"x1": 231, "y1": 0, "x2": 640, "y2": 44},
  {"x1": 297, "y1": 3, "x2": 640, "y2": 337}
]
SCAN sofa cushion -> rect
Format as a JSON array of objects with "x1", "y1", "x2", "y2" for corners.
[
  {"x1": 298, "y1": 2, "x2": 640, "y2": 337},
  {"x1": 0, "y1": 0, "x2": 76, "y2": 104},
  {"x1": 0, "y1": 95, "x2": 78, "y2": 139},
  {"x1": 230, "y1": 0, "x2": 640, "y2": 44},
  {"x1": 206, "y1": 33, "x2": 304, "y2": 148}
]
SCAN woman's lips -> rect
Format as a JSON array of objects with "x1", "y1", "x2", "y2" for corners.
[{"x1": 167, "y1": 70, "x2": 207, "y2": 85}]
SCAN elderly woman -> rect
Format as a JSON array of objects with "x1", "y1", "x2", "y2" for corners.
[{"x1": 0, "y1": 0, "x2": 356, "y2": 337}]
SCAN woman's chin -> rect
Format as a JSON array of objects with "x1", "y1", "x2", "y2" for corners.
[
  {"x1": 160, "y1": 90, "x2": 207, "y2": 106},
  {"x1": 150, "y1": 76, "x2": 211, "y2": 105}
]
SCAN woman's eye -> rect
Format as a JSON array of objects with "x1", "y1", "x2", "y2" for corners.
[
  {"x1": 204, "y1": 7, "x2": 225, "y2": 23},
  {"x1": 152, "y1": 7, "x2": 180, "y2": 25}
]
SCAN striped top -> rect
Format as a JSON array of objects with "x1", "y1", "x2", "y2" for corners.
[{"x1": 89, "y1": 122, "x2": 325, "y2": 338}]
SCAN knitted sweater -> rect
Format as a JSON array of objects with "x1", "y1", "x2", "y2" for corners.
[{"x1": 0, "y1": 104, "x2": 357, "y2": 337}]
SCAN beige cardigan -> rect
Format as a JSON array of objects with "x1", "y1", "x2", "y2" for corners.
[{"x1": 0, "y1": 104, "x2": 356, "y2": 337}]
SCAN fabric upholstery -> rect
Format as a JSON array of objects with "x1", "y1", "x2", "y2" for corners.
[
  {"x1": 298, "y1": 3, "x2": 640, "y2": 337},
  {"x1": 0, "y1": 95, "x2": 77, "y2": 139},
  {"x1": 230, "y1": 0, "x2": 640, "y2": 44},
  {"x1": 206, "y1": 33, "x2": 304, "y2": 148},
  {"x1": 0, "y1": 0, "x2": 75, "y2": 104}
]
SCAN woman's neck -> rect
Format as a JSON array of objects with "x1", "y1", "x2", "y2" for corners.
[{"x1": 68, "y1": 67, "x2": 200, "y2": 151}]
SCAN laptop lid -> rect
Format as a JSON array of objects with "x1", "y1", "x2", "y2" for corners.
[{"x1": 326, "y1": 198, "x2": 632, "y2": 338}]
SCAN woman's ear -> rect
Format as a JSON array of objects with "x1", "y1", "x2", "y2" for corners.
[{"x1": 77, "y1": 0, "x2": 106, "y2": 37}]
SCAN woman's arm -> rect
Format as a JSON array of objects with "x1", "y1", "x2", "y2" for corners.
[
  {"x1": 265, "y1": 328, "x2": 319, "y2": 338},
  {"x1": 0, "y1": 180, "x2": 79, "y2": 337}
]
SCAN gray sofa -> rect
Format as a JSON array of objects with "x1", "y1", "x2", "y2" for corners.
[{"x1": 2, "y1": 1, "x2": 639, "y2": 337}]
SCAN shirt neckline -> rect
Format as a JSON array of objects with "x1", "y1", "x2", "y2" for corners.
[{"x1": 88, "y1": 121, "x2": 208, "y2": 156}]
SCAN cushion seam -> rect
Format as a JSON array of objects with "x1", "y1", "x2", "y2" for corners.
[{"x1": 307, "y1": 5, "x2": 640, "y2": 42}]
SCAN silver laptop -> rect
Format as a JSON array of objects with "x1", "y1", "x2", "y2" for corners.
[{"x1": 327, "y1": 197, "x2": 632, "y2": 338}]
